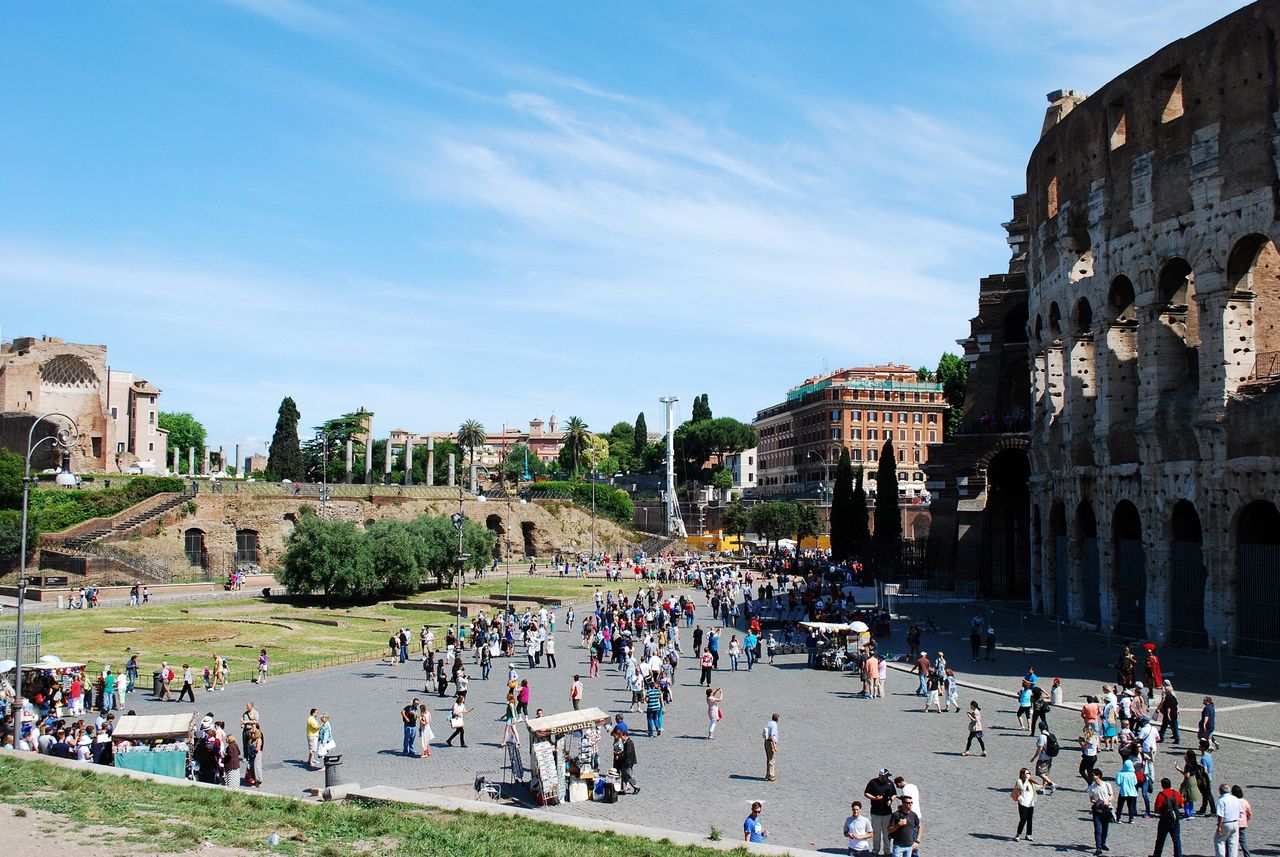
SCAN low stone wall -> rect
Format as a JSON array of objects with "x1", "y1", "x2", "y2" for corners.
[{"x1": 0, "y1": 573, "x2": 277, "y2": 603}]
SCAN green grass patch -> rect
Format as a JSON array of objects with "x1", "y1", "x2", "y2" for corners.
[{"x1": 0, "y1": 756, "x2": 752, "y2": 857}]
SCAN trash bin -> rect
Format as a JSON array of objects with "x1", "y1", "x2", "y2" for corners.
[
  {"x1": 324, "y1": 754, "x2": 343, "y2": 789},
  {"x1": 152, "y1": 671, "x2": 164, "y2": 698}
]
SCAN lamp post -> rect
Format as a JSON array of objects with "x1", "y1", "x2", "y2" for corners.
[
  {"x1": 589, "y1": 469, "x2": 597, "y2": 577},
  {"x1": 15, "y1": 413, "x2": 80, "y2": 713}
]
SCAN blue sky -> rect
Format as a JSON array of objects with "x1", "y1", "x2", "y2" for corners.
[{"x1": 0, "y1": 0, "x2": 1249, "y2": 454}]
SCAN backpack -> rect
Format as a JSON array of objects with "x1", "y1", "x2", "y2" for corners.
[{"x1": 1045, "y1": 732, "x2": 1060, "y2": 757}]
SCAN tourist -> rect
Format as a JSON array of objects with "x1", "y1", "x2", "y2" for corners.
[
  {"x1": 500, "y1": 692, "x2": 520, "y2": 745},
  {"x1": 1078, "y1": 726, "x2": 1100, "y2": 784},
  {"x1": 544, "y1": 634, "x2": 557, "y2": 669},
  {"x1": 256, "y1": 649, "x2": 269, "y2": 684},
  {"x1": 401, "y1": 697, "x2": 419, "y2": 756},
  {"x1": 223, "y1": 735, "x2": 242, "y2": 789},
  {"x1": 864, "y1": 769, "x2": 896, "y2": 852},
  {"x1": 516, "y1": 679, "x2": 531, "y2": 719},
  {"x1": 644, "y1": 676, "x2": 664, "y2": 737},
  {"x1": 743, "y1": 801, "x2": 768, "y2": 843},
  {"x1": 570, "y1": 674, "x2": 583, "y2": 710},
  {"x1": 213, "y1": 653, "x2": 227, "y2": 691},
  {"x1": 844, "y1": 801, "x2": 873, "y2": 853},
  {"x1": 1012, "y1": 767, "x2": 1037, "y2": 841},
  {"x1": 944, "y1": 668, "x2": 960, "y2": 712},
  {"x1": 1101, "y1": 690, "x2": 1120, "y2": 750},
  {"x1": 762, "y1": 712, "x2": 779, "y2": 781},
  {"x1": 1215, "y1": 783, "x2": 1242, "y2": 856},
  {"x1": 699, "y1": 647, "x2": 713, "y2": 686},
  {"x1": 1029, "y1": 724, "x2": 1056, "y2": 794},
  {"x1": 445, "y1": 694, "x2": 472, "y2": 747},
  {"x1": 1158, "y1": 680, "x2": 1181, "y2": 744},
  {"x1": 1115, "y1": 758, "x2": 1139, "y2": 822},
  {"x1": 416, "y1": 704, "x2": 432, "y2": 758},
  {"x1": 1086, "y1": 768, "x2": 1114, "y2": 856},
  {"x1": 306, "y1": 708, "x2": 321, "y2": 769},
  {"x1": 1198, "y1": 739, "x2": 1217, "y2": 816},
  {"x1": 706, "y1": 687, "x2": 723, "y2": 739},
  {"x1": 887, "y1": 794, "x2": 921, "y2": 857},
  {"x1": 125, "y1": 655, "x2": 139, "y2": 694},
  {"x1": 985, "y1": 625, "x2": 997, "y2": 660},
  {"x1": 317, "y1": 713, "x2": 333, "y2": 764},
  {"x1": 1232, "y1": 785, "x2": 1252, "y2": 857},
  {"x1": 863, "y1": 651, "x2": 880, "y2": 699},
  {"x1": 240, "y1": 701, "x2": 259, "y2": 747},
  {"x1": 915, "y1": 651, "x2": 931, "y2": 697},
  {"x1": 1016, "y1": 682, "x2": 1033, "y2": 731},
  {"x1": 613, "y1": 723, "x2": 639, "y2": 794},
  {"x1": 962, "y1": 700, "x2": 986, "y2": 757},
  {"x1": 877, "y1": 653, "x2": 888, "y2": 698},
  {"x1": 729, "y1": 635, "x2": 741, "y2": 671},
  {"x1": 924, "y1": 671, "x2": 943, "y2": 713},
  {"x1": 1151, "y1": 776, "x2": 1186, "y2": 857},
  {"x1": 1200, "y1": 696, "x2": 1218, "y2": 751},
  {"x1": 894, "y1": 776, "x2": 922, "y2": 823},
  {"x1": 245, "y1": 723, "x2": 264, "y2": 787},
  {"x1": 176, "y1": 664, "x2": 195, "y2": 703}
]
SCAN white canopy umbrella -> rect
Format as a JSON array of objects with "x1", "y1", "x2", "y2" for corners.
[
  {"x1": 0, "y1": 659, "x2": 15, "y2": 673},
  {"x1": 849, "y1": 621, "x2": 870, "y2": 633}
]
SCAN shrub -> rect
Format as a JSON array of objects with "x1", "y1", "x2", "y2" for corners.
[{"x1": 523, "y1": 481, "x2": 634, "y2": 526}]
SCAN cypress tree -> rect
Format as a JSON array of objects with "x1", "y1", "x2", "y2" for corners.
[
  {"x1": 692, "y1": 394, "x2": 712, "y2": 422},
  {"x1": 851, "y1": 465, "x2": 871, "y2": 550},
  {"x1": 829, "y1": 447, "x2": 854, "y2": 561},
  {"x1": 874, "y1": 437, "x2": 902, "y2": 546},
  {"x1": 266, "y1": 397, "x2": 304, "y2": 482},
  {"x1": 634, "y1": 411, "x2": 648, "y2": 455}
]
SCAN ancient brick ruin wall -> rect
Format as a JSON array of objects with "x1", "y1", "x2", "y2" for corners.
[{"x1": 1023, "y1": 1, "x2": 1280, "y2": 651}]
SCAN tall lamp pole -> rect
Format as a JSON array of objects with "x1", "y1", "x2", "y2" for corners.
[
  {"x1": 15, "y1": 413, "x2": 80, "y2": 714},
  {"x1": 589, "y1": 469, "x2": 597, "y2": 577}
]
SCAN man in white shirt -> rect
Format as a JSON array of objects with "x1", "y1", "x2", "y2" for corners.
[
  {"x1": 1215, "y1": 783, "x2": 1242, "y2": 856},
  {"x1": 844, "y1": 801, "x2": 874, "y2": 853},
  {"x1": 894, "y1": 776, "x2": 922, "y2": 820}
]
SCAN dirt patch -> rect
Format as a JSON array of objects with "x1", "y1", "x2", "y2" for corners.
[{"x1": 0, "y1": 805, "x2": 259, "y2": 857}]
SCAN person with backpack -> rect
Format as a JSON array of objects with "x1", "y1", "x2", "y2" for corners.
[
  {"x1": 1029, "y1": 723, "x2": 1057, "y2": 795},
  {"x1": 1152, "y1": 776, "x2": 1185, "y2": 857}
]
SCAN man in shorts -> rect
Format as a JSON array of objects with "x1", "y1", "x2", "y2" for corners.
[{"x1": 1029, "y1": 723, "x2": 1056, "y2": 795}]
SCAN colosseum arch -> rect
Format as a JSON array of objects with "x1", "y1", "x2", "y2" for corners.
[
  {"x1": 1168, "y1": 500, "x2": 1206, "y2": 647},
  {"x1": 1111, "y1": 500, "x2": 1145, "y2": 638},
  {"x1": 1049, "y1": 502, "x2": 1068, "y2": 618},
  {"x1": 1067, "y1": 298, "x2": 1097, "y2": 466},
  {"x1": 1235, "y1": 500, "x2": 1280, "y2": 657},
  {"x1": 1076, "y1": 501, "x2": 1101, "y2": 626},
  {"x1": 1103, "y1": 276, "x2": 1141, "y2": 463},
  {"x1": 1226, "y1": 234, "x2": 1280, "y2": 384},
  {"x1": 1153, "y1": 258, "x2": 1199, "y2": 394}
]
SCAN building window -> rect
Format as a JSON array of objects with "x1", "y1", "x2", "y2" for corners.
[
  {"x1": 149, "y1": 411, "x2": 155, "y2": 424},
  {"x1": 914, "y1": 430, "x2": 922, "y2": 442},
  {"x1": 748, "y1": 474, "x2": 754, "y2": 482},
  {"x1": 236, "y1": 529, "x2": 260, "y2": 563},
  {"x1": 1108, "y1": 98, "x2": 1127, "y2": 149},
  {"x1": 929, "y1": 430, "x2": 937, "y2": 442},
  {"x1": 1047, "y1": 169, "x2": 1059, "y2": 219},
  {"x1": 852, "y1": 428, "x2": 862, "y2": 440},
  {"x1": 111, "y1": 407, "x2": 117, "y2": 419},
  {"x1": 914, "y1": 450, "x2": 922, "y2": 462},
  {"x1": 898, "y1": 429, "x2": 906, "y2": 441},
  {"x1": 869, "y1": 449, "x2": 878, "y2": 462},
  {"x1": 1159, "y1": 70, "x2": 1184, "y2": 122},
  {"x1": 913, "y1": 413, "x2": 922, "y2": 423},
  {"x1": 899, "y1": 412, "x2": 907, "y2": 423},
  {"x1": 831, "y1": 410, "x2": 839, "y2": 422},
  {"x1": 928, "y1": 414, "x2": 938, "y2": 424},
  {"x1": 184, "y1": 529, "x2": 206, "y2": 566},
  {"x1": 748, "y1": 456, "x2": 753, "y2": 465},
  {"x1": 831, "y1": 428, "x2": 841, "y2": 440},
  {"x1": 115, "y1": 441, "x2": 124, "y2": 454},
  {"x1": 868, "y1": 429, "x2": 878, "y2": 441},
  {"x1": 868, "y1": 412, "x2": 878, "y2": 422},
  {"x1": 148, "y1": 442, "x2": 154, "y2": 451},
  {"x1": 852, "y1": 449, "x2": 862, "y2": 462},
  {"x1": 851, "y1": 410, "x2": 861, "y2": 421},
  {"x1": 898, "y1": 449, "x2": 905, "y2": 462}
]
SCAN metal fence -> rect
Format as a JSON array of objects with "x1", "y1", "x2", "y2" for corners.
[{"x1": 0, "y1": 624, "x2": 41, "y2": 665}]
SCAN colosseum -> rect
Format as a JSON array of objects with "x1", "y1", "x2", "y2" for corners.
[{"x1": 1025, "y1": 1, "x2": 1280, "y2": 657}]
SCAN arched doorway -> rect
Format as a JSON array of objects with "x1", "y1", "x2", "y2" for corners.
[
  {"x1": 1050, "y1": 504, "x2": 1068, "y2": 618},
  {"x1": 1236, "y1": 501, "x2": 1280, "y2": 657},
  {"x1": 485, "y1": 514, "x2": 505, "y2": 560},
  {"x1": 184, "y1": 528, "x2": 206, "y2": 567},
  {"x1": 1077, "y1": 502, "x2": 1101, "y2": 626},
  {"x1": 521, "y1": 521, "x2": 538, "y2": 557},
  {"x1": 1169, "y1": 501, "x2": 1206, "y2": 647},
  {"x1": 1227, "y1": 234, "x2": 1280, "y2": 380},
  {"x1": 980, "y1": 449, "x2": 1030, "y2": 597},
  {"x1": 1112, "y1": 501, "x2": 1145, "y2": 638}
]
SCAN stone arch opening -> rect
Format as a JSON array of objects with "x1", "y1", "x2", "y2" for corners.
[
  {"x1": 980, "y1": 448, "x2": 1030, "y2": 597},
  {"x1": 485, "y1": 514, "x2": 505, "y2": 559},
  {"x1": 1105, "y1": 276, "x2": 1140, "y2": 464},
  {"x1": 235, "y1": 529, "x2": 259, "y2": 564},
  {"x1": 521, "y1": 521, "x2": 538, "y2": 557},
  {"x1": 1048, "y1": 302, "x2": 1062, "y2": 337},
  {"x1": 184, "y1": 527, "x2": 207, "y2": 567},
  {"x1": 281, "y1": 513, "x2": 297, "y2": 537},
  {"x1": 1112, "y1": 500, "x2": 1145, "y2": 638},
  {"x1": 1076, "y1": 501, "x2": 1101, "y2": 626},
  {"x1": 1034, "y1": 314, "x2": 1044, "y2": 343},
  {"x1": 1073, "y1": 298, "x2": 1093, "y2": 332},
  {"x1": 1227, "y1": 234, "x2": 1280, "y2": 382},
  {"x1": 1049, "y1": 503, "x2": 1068, "y2": 618},
  {"x1": 1154, "y1": 258, "x2": 1200, "y2": 393},
  {"x1": 1236, "y1": 500, "x2": 1280, "y2": 657},
  {"x1": 1169, "y1": 500, "x2": 1206, "y2": 647},
  {"x1": 1068, "y1": 298, "x2": 1097, "y2": 467}
]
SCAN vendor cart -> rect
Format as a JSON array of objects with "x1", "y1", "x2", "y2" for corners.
[
  {"x1": 524, "y1": 707, "x2": 610, "y2": 805},
  {"x1": 112, "y1": 712, "x2": 199, "y2": 780}
]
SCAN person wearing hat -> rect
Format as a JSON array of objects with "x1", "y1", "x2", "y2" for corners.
[{"x1": 864, "y1": 768, "x2": 897, "y2": 852}]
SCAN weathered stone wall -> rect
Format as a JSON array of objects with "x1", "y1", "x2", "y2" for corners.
[
  {"x1": 116, "y1": 494, "x2": 641, "y2": 575},
  {"x1": 1024, "y1": 1, "x2": 1280, "y2": 653}
]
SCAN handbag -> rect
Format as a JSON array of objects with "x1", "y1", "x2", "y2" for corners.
[
  {"x1": 1011, "y1": 787, "x2": 1023, "y2": 802},
  {"x1": 450, "y1": 716, "x2": 464, "y2": 728}
]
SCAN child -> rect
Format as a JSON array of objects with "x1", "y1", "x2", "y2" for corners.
[
  {"x1": 945, "y1": 669, "x2": 960, "y2": 712},
  {"x1": 202, "y1": 666, "x2": 213, "y2": 692},
  {"x1": 926, "y1": 672, "x2": 944, "y2": 713}
]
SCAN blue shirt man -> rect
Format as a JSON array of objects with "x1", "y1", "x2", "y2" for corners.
[{"x1": 744, "y1": 802, "x2": 768, "y2": 842}]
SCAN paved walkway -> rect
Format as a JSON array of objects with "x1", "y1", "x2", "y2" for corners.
[{"x1": 117, "y1": 586, "x2": 1277, "y2": 854}]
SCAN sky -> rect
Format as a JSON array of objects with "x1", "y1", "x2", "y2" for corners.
[{"x1": 0, "y1": 0, "x2": 1251, "y2": 455}]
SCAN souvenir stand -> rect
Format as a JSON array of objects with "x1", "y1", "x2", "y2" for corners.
[
  {"x1": 799, "y1": 621, "x2": 866, "y2": 671},
  {"x1": 524, "y1": 707, "x2": 610, "y2": 805},
  {"x1": 112, "y1": 712, "x2": 200, "y2": 780},
  {"x1": 19, "y1": 660, "x2": 87, "y2": 714}
]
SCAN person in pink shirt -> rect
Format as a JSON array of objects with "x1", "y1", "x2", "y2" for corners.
[{"x1": 864, "y1": 654, "x2": 881, "y2": 699}]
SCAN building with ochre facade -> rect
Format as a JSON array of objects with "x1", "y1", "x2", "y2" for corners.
[{"x1": 1026, "y1": 1, "x2": 1280, "y2": 656}]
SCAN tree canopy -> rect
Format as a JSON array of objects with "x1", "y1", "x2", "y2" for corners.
[
  {"x1": 456, "y1": 420, "x2": 486, "y2": 470},
  {"x1": 265, "y1": 397, "x2": 303, "y2": 482},
  {"x1": 874, "y1": 438, "x2": 902, "y2": 546},
  {"x1": 851, "y1": 464, "x2": 871, "y2": 549},
  {"x1": 936, "y1": 352, "x2": 969, "y2": 440},
  {"x1": 633, "y1": 412, "x2": 648, "y2": 455},
  {"x1": 674, "y1": 417, "x2": 758, "y2": 480},
  {"x1": 829, "y1": 447, "x2": 854, "y2": 561},
  {"x1": 562, "y1": 416, "x2": 590, "y2": 478},
  {"x1": 0, "y1": 448, "x2": 24, "y2": 509},
  {"x1": 158, "y1": 412, "x2": 207, "y2": 474},
  {"x1": 301, "y1": 411, "x2": 372, "y2": 483},
  {"x1": 499, "y1": 442, "x2": 547, "y2": 483},
  {"x1": 748, "y1": 501, "x2": 799, "y2": 549}
]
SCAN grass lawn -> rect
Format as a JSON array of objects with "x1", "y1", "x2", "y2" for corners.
[
  {"x1": 464, "y1": 576, "x2": 605, "y2": 602},
  {"x1": 25, "y1": 598, "x2": 457, "y2": 683},
  {"x1": 0, "y1": 755, "x2": 749, "y2": 857}
]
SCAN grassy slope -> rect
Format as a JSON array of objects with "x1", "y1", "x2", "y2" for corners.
[{"x1": 0, "y1": 755, "x2": 749, "y2": 857}]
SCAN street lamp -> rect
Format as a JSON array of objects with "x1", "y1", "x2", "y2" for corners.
[
  {"x1": 15, "y1": 413, "x2": 80, "y2": 714},
  {"x1": 589, "y1": 469, "x2": 597, "y2": 577}
]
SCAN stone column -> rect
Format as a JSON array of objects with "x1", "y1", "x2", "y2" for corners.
[
  {"x1": 383, "y1": 436, "x2": 393, "y2": 483},
  {"x1": 448, "y1": 452, "x2": 455, "y2": 488},
  {"x1": 234, "y1": 444, "x2": 241, "y2": 479},
  {"x1": 188, "y1": 447, "x2": 195, "y2": 478},
  {"x1": 405, "y1": 439, "x2": 414, "y2": 486},
  {"x1": 218, "y1": 445, "x2": 225, "y2": 474},
  {"x1": 203, "y1": 446, "x2": 211, "y2": 475},
  {"x1": 426, "y1": 438, "x2": 435, "y2": 487},
  {"x1": 172, "y1": 446, "x2": 179, "y2": 475},
  {"x1": 470, "y1": 463, "x2": 478, "y2": 494},
  {"x1": 364, "y1": 427, "x2": 373, "y2": 485},
  {"x1": 344, "y1": 438, "x2": 353, "y2": 484}
]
